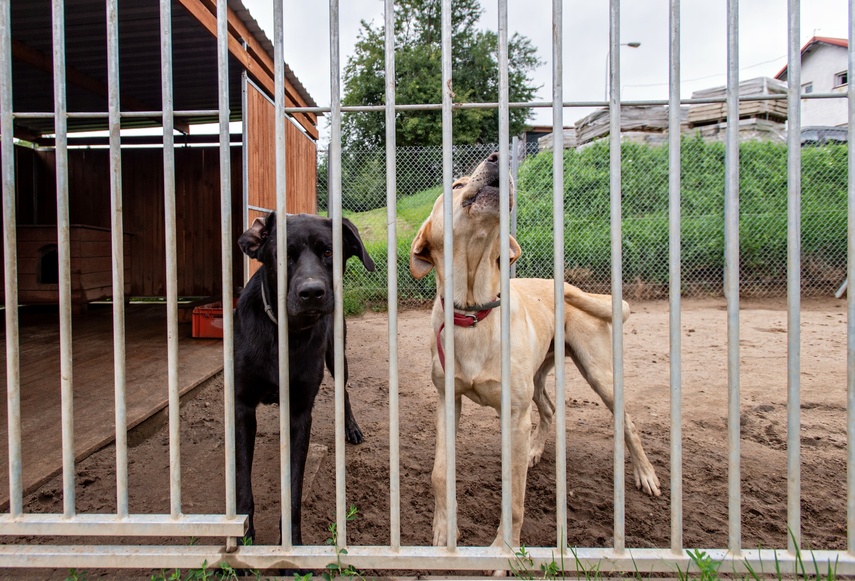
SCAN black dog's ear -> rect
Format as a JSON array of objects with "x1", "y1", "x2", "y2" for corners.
[
  {"x1": 238, "y1": 213, "x2": 274, "y2": 259},
  {"x1": 342, "y1": 218, "x2": 376, "y2": 272}
]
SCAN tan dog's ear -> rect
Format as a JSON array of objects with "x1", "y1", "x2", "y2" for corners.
[
  {"x1": 509, "y1": 235, "x2": 522, "y2": 266},
  {"x1": 409, "y1": 219, "x2": 434, "y2": 279}
]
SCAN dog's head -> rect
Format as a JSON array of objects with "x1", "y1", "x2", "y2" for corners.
[
  {"x1": 239, "y1": 212, "x2": 375, "y2": 320},
  {"x1": 409, "y1": 152, "x2": 520, "y2": 288}
]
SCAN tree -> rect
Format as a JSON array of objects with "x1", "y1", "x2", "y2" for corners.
[{"x1": 342, "y1": 0, "x2": 542, "y2": 148}]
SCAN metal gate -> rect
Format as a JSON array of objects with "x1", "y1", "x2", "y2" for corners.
[{"x1": 0, "y1": 0, "x2": 854, "y2": 574}]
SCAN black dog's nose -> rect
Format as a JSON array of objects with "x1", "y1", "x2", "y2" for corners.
[
  {"x1": 486, "y1": 152, "x2": 499, "y2": 164},
  {"x1": 298, "y1": 280, "x2": 326, "y2": 301}
]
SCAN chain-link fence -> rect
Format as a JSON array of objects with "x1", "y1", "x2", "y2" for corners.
[{"x1": 319, "y1": 137, "x2": 848, "y2": 307}]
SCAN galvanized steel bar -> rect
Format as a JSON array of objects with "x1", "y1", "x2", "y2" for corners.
[
  {"x1": 551, "y1": 0, "x2": 568, "y2": 551},
  {"x1": 786, "y1": 0, "x2": 802, "y2": 554},
  {"x1": 725, "y1": 0, "x2": 742, "y2": 554},
  {"x1": 384, "y1": 0, "x2": 402, "y2": 551},
  {"x1": 106, "y1": 0, "x2": 128, "y2": 519},
  {"x1": 440, "y1": 0, "x2": 457, "y2": 552},
  {"x1": 668, "y1": 0, "x2": 683, "y2": 554},
  {"x1": 159, "y1": 0, "x2": 182, "y2": 518},
  {"x1": 329, "y1": 0, "x2": 348, "y2": 549},
  {"x1": 216, "y1": 0, "x2": 236, "y2": 524},
  {"x1": 52, "y1": 0, "x2": 76, "y2": 518},
  {"x1": 608, "y1": 0, "x2": 626, "y2": 553},
  {"x1": 0, "y1": 514, "x2": 246, "y2": 537},
  {"x1": 0, "y1": 0, "x2": 22, "y2": 519},
  {"x1": 848, "y1": 0, "x2": 855, "y2": 556},
  {"x1": 274, "y1": 0, "x2": 293, "y2": 549},
  {"x1": 2, "y1": 545, "x2": 853, "y2": 574},
  {"x1": 497, "y1": 0, "x2": 513, "y2": 553}
]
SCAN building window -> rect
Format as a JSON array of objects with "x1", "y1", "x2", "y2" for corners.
[
  {"x1": 802, "y1": 82, "x2": 813, "y2": 94},
  {"x1": 835, "y1": 71, "x2": 848, "y2": 88}
]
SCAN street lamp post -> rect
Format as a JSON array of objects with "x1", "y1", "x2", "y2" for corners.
[{"x1": 605, "y1": 41, "x2": 641, "y2": 101}]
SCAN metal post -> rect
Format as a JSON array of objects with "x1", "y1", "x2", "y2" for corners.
[
  {"x1": 384, "y1": 0, "x2": 402, "y2": 551},
  {"x1": 159, "y1": 0, "x2": 182, "y2": 518},
  {"x1": 510, "y1": 135, "x2": 519, "y2": 279},
  {"x1": 847, "y1": 0, "x2": 855, "y2": 557},
  {"x1": 668, "y1": 0, "x2": 683, "y2": 555},
  {"x1": 106, "y1": 0, "x2": 128, "y2": 519},
  {"x1": 329, "y1": 0, "x2": 348, "y2": 549},
  {"x1": 440, "y1": 0, "x2": 457, "y2": 552},
  {"x1": 552, "y1": 0, "x2": 568, "y2": 552},
  {"x1": 52, "y1": 0, "x2": 76, "y2": 518},
  {"x1": 786, "y1": 0, "x2": 802, "y2": 554},
  {"x1": 497, "y1": 0, "x2": 512, "y2": 552},
  {"x1": 274, "y1": 0, "x2": 292, "y2": 550},
  {"x1": 216, "y1": 0, "x2": 236, "y2": 525},
  {"x1": 0, "y1": 0, "x2": 23, "y2": 519},
  {"x1": 608, "y1": 0, "x2": 626, "y2": 554},
  {"x1": 725, "y1": 0, "x2": 742, "y2": 555}
]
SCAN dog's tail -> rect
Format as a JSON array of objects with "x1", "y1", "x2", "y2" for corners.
[{"x1": 563, "y1": 284, "x2": 631, "y2": 323}]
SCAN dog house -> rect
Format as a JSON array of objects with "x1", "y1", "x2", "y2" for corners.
[{"x1": 0, "y1": 0, "x2": 319, "y2": 308}]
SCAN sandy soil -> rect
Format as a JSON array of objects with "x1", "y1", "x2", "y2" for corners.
[{"x1": 12, "y1": 297, "x2": 850, "y2": 576}]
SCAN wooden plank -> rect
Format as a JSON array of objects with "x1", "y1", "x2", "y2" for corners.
[{"x1": 176, "y1": 0, "x2": 318, "y2": 140}]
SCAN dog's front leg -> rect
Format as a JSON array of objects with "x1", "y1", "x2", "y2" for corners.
[
  {"x1": 288, "y1": 408, "x2": 314, "y2": 546},
  {"x1": 491, "y1": 403, "x2": 532, "y2": 550},
  {"x1": 431, "y1": 392, "x2": 462, "y2": 547},
  {"x1": 235, "y1": 397, "x2": 258, "y2": 542}
]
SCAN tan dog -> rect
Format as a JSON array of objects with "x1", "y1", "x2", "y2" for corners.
[{"x1": 409, "y1": 152, "x2": 661, "y2": 549}]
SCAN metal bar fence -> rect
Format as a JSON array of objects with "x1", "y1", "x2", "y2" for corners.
[{"x1": 0, "y1": 0, "x2": 852, "y2": 575}]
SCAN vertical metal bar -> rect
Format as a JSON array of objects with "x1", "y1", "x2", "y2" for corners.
[
  {"x1": 725, "y1": 0, "x2": 742, "y2": 554},
  {"x1": 497, "y1": 0, "x2": 512, "y2": 552},
  {"x1": 241, "y1": 71, "x2": 249, "y2": 285},
  {"x1": 847, "y1": 0, "x2": 855, "y2": 557},
  {"x1": 384, "y1": 0, "x2": 401, "y2": 551},
  {"x1": 668, "y1": 0, "x2": 683, "y2": 555},
  {"x1": 510, "y1": 135, "x2": 519, "y2": 280},
  {"x1": 159, "y1": 0, "x2": 182, "y2": 518},
  {"x1": 329, "y1": 0, "x2": 347, "y2": 549},
  {"x1": 786, "y1": 0, "x2": 802, "y2": 554},
  {"x1": 216, "y1": 0, "x2": 236, "y2": 524},
  {"x1": 106, "y1": 0, "x2": 128, "y2": 519},
  {"x1": 440, "y1": 0, "x2": 457, "y2": 552},
  {"x1": 274, "y1": 0, "x2": 292, "y2": 550},
  {"x1": 608, "y1": 0, "x2": 625, "y2": 554},
  {"x1": 52, "y1": 0, "x2": 75, "y2": 518},
  {"x1": 0, "y1": 0, "x2": 22, "y2": 518},
  {"x1": 552, "y1": 0, "x2": 567, "y2": 551}
]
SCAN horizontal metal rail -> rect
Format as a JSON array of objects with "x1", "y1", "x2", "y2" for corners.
[
  {"x1": 0, "y1": 545, "x2": 852, "y2": 574},
  {"x1": 0, "y1": 515, "x2": 247, "y2": 537}
]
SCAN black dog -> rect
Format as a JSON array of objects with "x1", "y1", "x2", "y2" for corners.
[{"x1": 234, "y1": 212, "x2": 375, "y2": 543}]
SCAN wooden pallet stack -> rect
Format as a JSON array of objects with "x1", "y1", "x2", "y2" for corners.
[
  {"x1": 688, "y1": 76, "x2": 788, "y2": 127},
  {"x1": 575, "y1": 105, "x2": 686, "y2": 146}
]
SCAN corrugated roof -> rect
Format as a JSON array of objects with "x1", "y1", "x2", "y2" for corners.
[
  {"x1": 8, "y1": 0, "x2": 317, "y2": 137},
  {"x1": 774, "y1": 36, "x2": 849, "y2": 80}
]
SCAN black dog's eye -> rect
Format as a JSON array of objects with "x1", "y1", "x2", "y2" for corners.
[
  {"x1": 324, "y1": 249, "x2": 333, "y2": 258},
  {"x1": 452, "y1": 182, "x2": 464, "y2": 190}
]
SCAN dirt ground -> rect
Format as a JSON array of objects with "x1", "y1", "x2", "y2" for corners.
[{"x1": 11, "y1": 296, "x2": 850, "y2": 576}]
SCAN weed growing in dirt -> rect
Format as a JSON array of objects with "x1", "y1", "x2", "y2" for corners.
[
  {"x1": 65, "y1": 569, "x2": 87, "y2": 581},
  {"x1": 322, "y1": 504, "x2": 364, "y2": 580}
]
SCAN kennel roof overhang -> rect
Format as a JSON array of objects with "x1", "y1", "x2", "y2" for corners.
[{"x1": 8, "y1": 0, "x2": 319, "y2": 143}]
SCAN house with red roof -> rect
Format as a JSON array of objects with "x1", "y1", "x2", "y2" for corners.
[{"x1": 775, "y1": 36, "x2": 848, "y2": 127}]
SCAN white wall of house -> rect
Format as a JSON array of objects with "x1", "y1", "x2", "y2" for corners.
[{"x1": 794, "y1": 43, "x2": 849, "y2": 127}]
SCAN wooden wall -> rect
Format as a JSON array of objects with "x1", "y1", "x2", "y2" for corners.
[
  {"x1": 6, "y1": 145, "x2": 245, "y2": 298},
  {"x1": 246, "y1": 81, "x2": 318, "y2": 218}
]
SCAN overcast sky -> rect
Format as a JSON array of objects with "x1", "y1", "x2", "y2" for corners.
[{"x1": 241, "y1": 0, "x2": 849, "y2": 144}]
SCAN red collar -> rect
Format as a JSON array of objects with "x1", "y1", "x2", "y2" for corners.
[{"x1": 436, "y1": 297, "x2": 498, "y2": 372}]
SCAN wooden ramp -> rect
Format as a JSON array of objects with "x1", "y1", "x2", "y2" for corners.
[{"x1": 0, "y1": 304, "x2": 224, "y2": 509}]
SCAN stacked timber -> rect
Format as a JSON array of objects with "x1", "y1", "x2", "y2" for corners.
[
  {"x1": 688, "y1": 76, "x2": 787, "y2": 127},
  {"x1": 537, "y1": 126, "x2": 577, "y2": 151},
  {"x1": 574, "y1": 105, "x2": 686, "y2": 146}
]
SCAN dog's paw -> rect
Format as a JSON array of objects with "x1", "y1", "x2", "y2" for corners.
[
  {"x1": 633, "y1": 464, "x2": 661, "y2": 497},
  {"x1": 528, "y1": 447, "x2": 545, "y2": 468},
  {"x1": 345, "y1": 422, "x2": 364, "y2": 445}
]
